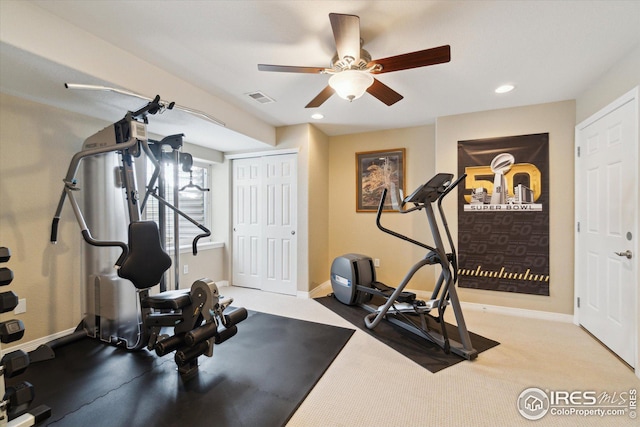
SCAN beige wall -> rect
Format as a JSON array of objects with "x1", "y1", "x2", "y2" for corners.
[
  {"x1": 576, "y1": 44, "x2": 640, "y2": 123},
  {"x1": 178, "y1": 247, "x2": 226, "y2": 290},
  {"x1": 327, "y1": 101, "x2": 575, "y2": 315},
  {"x1": 328, "y1": 125, "x2": 437, "y2": 291},
  {"x1": 308, "y1": 125, "x2": 330, "y2": 290},
  {"x1": 436, "y1": 100, "x2": 576, "y2": 314},
  {"x1": 0, "y1": 93, "x2": 105, "y2": 341}
]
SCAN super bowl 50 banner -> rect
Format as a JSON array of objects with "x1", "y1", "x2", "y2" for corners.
[{"x1": 457, "y1": 133, "x2": 550, "y2": 295}]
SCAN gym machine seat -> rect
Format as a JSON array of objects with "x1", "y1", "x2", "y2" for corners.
[{"x1": 116, "y1": 221, "x2": 247, "y2": 377}]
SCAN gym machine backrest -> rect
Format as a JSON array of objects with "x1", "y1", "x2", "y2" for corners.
[{"x1": 117, "y1": 221, "x2": 172, "y2": 290}]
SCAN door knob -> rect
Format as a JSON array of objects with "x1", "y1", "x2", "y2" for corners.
[
  {"x1": 291, "y1": 231, "x2": 296, "y2": 235},
  {"x1": 614, "y1": 250, "x2": 632, "y2": 259}
]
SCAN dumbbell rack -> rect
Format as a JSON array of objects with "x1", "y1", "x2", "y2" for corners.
[{"x1": 0, "y1": 247, "x2": 50, "y2": 427}]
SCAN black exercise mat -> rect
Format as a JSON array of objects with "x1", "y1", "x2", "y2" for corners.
[
  {"x1": 316, "y1": 294, "x2": 499, "y2": 373},
  {"x1": 10, "y1": 311, "x2": 354, "y2": 427}
]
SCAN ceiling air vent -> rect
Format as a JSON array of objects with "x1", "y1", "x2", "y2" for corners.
[{"x1": 247, "y1": 91, "x2": 275, "y2": 104}]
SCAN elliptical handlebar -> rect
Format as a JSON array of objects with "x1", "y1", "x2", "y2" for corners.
[
  {"x1": 376, "y1": 188, "x2": 436, "y2": 251},
  {"x1": 389, "y1": 182, "x2": 422, "y2": 214},
  {"x1": 438, "y1": 173, "x2": 466, "y2": 203},
  {"x1": 375, "y1": 173, "x2": 465, "y2": 254},
  {"x1": 436, "y1": 173, "x2": 466, "y2": 283}
]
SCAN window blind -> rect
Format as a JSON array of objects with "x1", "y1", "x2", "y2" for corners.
[{"x1": 144, "y1": 160, "x2": 210, "y2": 249}]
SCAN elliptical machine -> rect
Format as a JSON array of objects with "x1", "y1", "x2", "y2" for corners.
[
  {"x1": 331, "y1": 173, "x2": 477, "y2": 360},
  {"x1": 34, "y1": 97, "x2": 247, "y2": 377}
]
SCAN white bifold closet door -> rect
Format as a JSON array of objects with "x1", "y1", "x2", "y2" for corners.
[{"x1": 232, "y1": 154, "x2": 298, "y2": 296}]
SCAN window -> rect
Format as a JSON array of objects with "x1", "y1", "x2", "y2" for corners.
[{"x1": 143, "y1": 158, "x2": 211, "y2": 250}]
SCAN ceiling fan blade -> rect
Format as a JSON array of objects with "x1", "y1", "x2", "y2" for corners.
[
  {"x1": 369, "y1": 45, "x2": 451, "y2": 74},
  {"x1": 366, "y1": 78, "x2": 403, "y2": 106},
  {"x1": 258, "y1": 64, "x2": 325, "y2": 74},
  {"x1": 329, "y1": 13, "x2": 361, "y2": 63},
  {"x1": 305, "y1": 86, "x2": 335, "y2": 108}
]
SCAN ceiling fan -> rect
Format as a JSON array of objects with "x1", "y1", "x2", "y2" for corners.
[{"x1": 258, "y1": 13, "x2": 451, "y2": 108}]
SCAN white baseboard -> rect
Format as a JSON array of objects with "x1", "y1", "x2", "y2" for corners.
[
  {"x1": 304, "y1": 281, "x2": 333, "y2": 299},
  {"x1": 1, "y1": 327, "x2": 76, "y2": 356},
  {"x1": 459, "y1": 301, "x2": 574, "y2": 323},
  {"x1": 309, "y1": 280, "x2": 573, "y2": 323}
]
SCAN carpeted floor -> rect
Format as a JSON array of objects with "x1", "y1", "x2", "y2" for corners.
[
  {"x1": 9, "y1": 311, "x2": 354, "y2": 427},
  {"x1": 315, "y1": 294, "x2": 499, "y2": 372}
]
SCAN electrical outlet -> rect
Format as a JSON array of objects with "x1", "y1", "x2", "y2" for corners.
[
  {"x1": 14, "y1": 298, "x2": 26, "y2": 314},
  {"x1": 374, "y1": 258, "x2": 380, "y2": 267},
  {"x1": 183, "y1": 265, "x2": 189, "y2": 274}
]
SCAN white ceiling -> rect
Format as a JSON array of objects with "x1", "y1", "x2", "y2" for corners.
[{"x1": 2, "y1": 1, "x2": 640, "y2": 152}]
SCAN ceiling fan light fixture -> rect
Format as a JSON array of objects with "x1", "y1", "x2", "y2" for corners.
[{"x1": 328, "y1": 70, "x2": 374, "y2": 102}]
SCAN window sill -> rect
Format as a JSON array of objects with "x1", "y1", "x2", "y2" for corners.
[{"x1": 166, "y1": 241, "x2": 225, "y2": 255}]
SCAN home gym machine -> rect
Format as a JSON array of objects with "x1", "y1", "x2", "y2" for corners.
[
  {"x1": 1, "y1": 246, "x2": 51, "y2": 426},
  {"x1": 331, "y1": 173, "x2": 478, "y2": 360},
  {"x1": 31, "y1": 96, "x2": 247, "y2": 377}
]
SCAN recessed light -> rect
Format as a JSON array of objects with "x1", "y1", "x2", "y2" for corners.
[
  {"x1": 311, "y1": 113, "x2": 324, "y2": 120},
  {"x1": 495, "y1": 84, "x2": 515, "y2": 94}
]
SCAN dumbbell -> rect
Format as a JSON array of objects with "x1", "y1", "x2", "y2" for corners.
[
  {"x1": 0, "y1": 319, "x2": 25, "y2": 344},
  {"x1": 0, "y1": 267, "x2": 13, "y2": 286},
  {"x1": 1, "y1": 350, "x2": 29, "y2": 378},
  {"x1": 4, "y1": 381, "x2": 35, "y2": 420},
  {"x1": 0, "y1": 291, "x2": 19, "y2": 313},
  {"x1": 1, "y1": 247, "x2": 14, "y2": 286},
  {"x1": 0, "y1": 247, "x2": 10, "y2": 263}
]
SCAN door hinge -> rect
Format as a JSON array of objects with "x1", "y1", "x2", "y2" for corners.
[
  {"x1": 577, "y1": 222, "x2": 580, "y2": 232},
  {"x1": 577, "y1": 297, "x2": 580, "y2": 308},
  {"x1": 577, "y1": 146, "x2": 581, "y2": 157}
]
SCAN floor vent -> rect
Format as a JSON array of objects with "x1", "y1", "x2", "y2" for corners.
[{"x1": 247, "y1": 91, "x2": 275, "y2": 104}]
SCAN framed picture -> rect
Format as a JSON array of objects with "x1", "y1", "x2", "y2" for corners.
[{"x1": 356, "y1": 148, "x2": 406, "y2": 212}]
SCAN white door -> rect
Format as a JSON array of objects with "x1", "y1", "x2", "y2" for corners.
[
  {"x1": 232, "y1": 158, "x2": 261, "y2": 289},
  {"x1": 262, "y1": 154, "x2": 297, "y2": 295},
  {"x1": 576, "y1": 90, "x2": 638, "y2": 367},
  {"x1": 232, "y1": 154, "x2": 298, "y2": 295}
]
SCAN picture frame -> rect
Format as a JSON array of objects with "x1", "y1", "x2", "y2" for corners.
[{"x1": 356, "y1": 148, "x2": 406, "y2": 212}]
